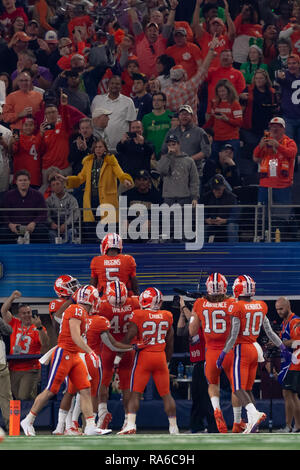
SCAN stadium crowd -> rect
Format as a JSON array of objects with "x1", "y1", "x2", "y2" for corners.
[{"x1": 0, "y1": 0, "x2": 299, "y2": 243}]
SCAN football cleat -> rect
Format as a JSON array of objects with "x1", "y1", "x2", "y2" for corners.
[
  {"x1": 54, "y1": 275, "x2": 81, "y2": 298},
  {"x1": 139, "y1": 287, "x2": 163, "y2": 310},
  {"x1": 101, "y1": 233, "x2": 123, "y2": 255},
  {"x1": 106, "y1": 281, "x2": 128, "y2": 308},
  {"x1": 52, "y1": 427, "x2": 64, "y2": 435},
  {"x1": 84, "y1": 425, "x2": 112, "y2": 436},
  {"x1": 97, "y1": 412, "x2": 112, "y2": 430},
  {"x1": 232, "y1": 421, "x2": 247, "y2": 433},
  {"x1": 243, "y1": 412, "x2": 266, "y2": 434},
  {"x1": 232, "y1": 275, "x2": 255, "y2": 298},
  {"x1": 0, "y1": 427, "x2": 5, "y2": 442},
  {"x1": 169, "y1": 425, "x2": 180, "y2": 435},
  {"x1": 73, "y1": 285, "x2": 100, "y2": 312},
  {"x1": 206, "y1": 273, "x2": 228, "y2": 295},
  {"x1": 214, "y1": 408, "x2": 228, "y2": 433},
  {"x1": 21, "y1": 419, "x2": 36, "y2": 436},
  {"x1": 117, "y1": 425, "x2": 136, "y2": 435},
  {"x1": 65, "y1": 421, "x2": 82, "y2": 435}
]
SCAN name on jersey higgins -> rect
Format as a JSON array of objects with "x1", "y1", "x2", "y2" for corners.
[{"x1": 104, "y1": 259, "x2": 121, "y2": 266}]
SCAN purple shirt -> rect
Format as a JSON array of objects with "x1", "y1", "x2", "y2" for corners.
[
  {"x1": 11, "y1": 66, "x2": 53, "y2": 87},
  {"x1": 3, "y1": 187, "x2": 47, "y2": 225}
]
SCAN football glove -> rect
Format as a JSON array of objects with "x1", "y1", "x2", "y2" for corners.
[
  {"x1": 132, "y1": 337, "x2": 152, "y2": 351},
  {"x1": 280, "y1": 343, "x2": 292, "y2": 363}
]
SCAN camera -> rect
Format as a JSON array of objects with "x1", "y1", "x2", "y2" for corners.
[
  {"x1": 45, "y1": 123, "x2": 55, "y2": 130},
  {"x1": 127, "y1": 132, "x2": 137, "y2": 139}
]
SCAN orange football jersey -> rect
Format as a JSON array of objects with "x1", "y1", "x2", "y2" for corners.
[
  {"x1": 90, "y1": 253, "x2": 137, "y2": 295},
  {"x1": 49, "y1": 298, "x2": 68, "y2": 320},
  {"x1": 57, "y1": 304, "x2": 88, "y2": 353},
  {"x1": 85, "y1": 314, "x2": 111, "y2": 356},
  {"x1": 129, "y1": 309, "x2": 173, "y2": 352},
  {"x1": 193, "y1": 297, "x2": 235, "y2": 350},
  {"x1": 99, "y1": 296, "x2": 140, "y2": 341},
  {"x1": 228, "y1": 299, "x2": 268, "y2": 344},
  {"x1": 9, "y1": 317, "x2": 46, "y2": 371}
]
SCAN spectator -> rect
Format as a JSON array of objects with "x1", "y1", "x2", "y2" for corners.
[
  {"x1": 165, "y1": 25, "x2": 203, "y2": 79},
  {"x1": 253, "y1": 116, "x2": 297, "y2": 205},
  {"x1": 202, "y1": 143, "x2": 241, "y2": 195},
  {"x1": 11, "y1": 49, "x2": 53, "y2": 91},
  {"x1": 0, "y1": 313, "x2": 13, "y2": 432},
  {"x1": 206, "y1": 49, "x2": 246, "y2": 105},
  {"x1": 12, "y1": 116, "x2": 43, "y2": 188},
  {"x1": 0, "y1": 116, "x2": 12, "y2": 196},
  {"x1": 61, "y1": 70, "x2": 91, "y2": 117},
  {"x1": 147, "y1": 77, "x2": 162, "y2": 96},
  {"x1": 91, "y1": 75, "x2": 137, "y2": 152},
  {"x1": 142, "y1": 91, "x2": 172, "y2": 159},
  {"x1": 68, "y1": 117, "x2": 97, "y2": 175},
  {"x1": 232, "y1": 3, "x2": 263, "y2": 68},
  {"x1": 120, "y1": 58, "x2": 140, "y2": 98},
  {"x1": 203, "y1": 174, "x2": 239, "y2": 242},
  {"x1": 157, "y1": 134, "x2": 199, "y2": 208},
  {"x1": 0, "y1": 169, "x2": 49, "y2": 244},
  {"x1": 240, "y1": 44, "x2": 268, "y2": 85},
  {"x1": 2, "y1": 70, "x2": 43, "y2": 130},
  {"x1": 156, "y1": 54, "x2": 176, "y2": 92},
  {"x1": 91, "y1": 107, "x2": 111, "y2": 148},
  {"x1": 0, "y1": 30, "x2": 32, "y2": 75},
  {"x1": 31, "y1": 0, "x2": 57, "y2": 36},
  {"x1": 268, "y1": 37, "x2": 292, "y2": 82},
  {"x1": 161, "y1": 104, "x2": 211, "y2": 191},
  {"x1": 9, "y1": 15, "x2": 26, "y2": 39},
  {"x1": 128, "y1": 0, "x2": 177, "y2": 78},
  {"x1": 0, "y1": 71, "x2": 13, "y2": 95},
  {"x1": 116, "y1": 120, "x2": 155, "y2": 181},
  {"x1": 56, "y1": 139, "x2": 133, "y2": 242},
  {"x1": 262, "y1": 24, "x2": 279, "y2": 66},
  {"x1": 275, "y1": 55, "x2": 300, "y2": 156},
  {"x1": 38, "y1": 91, "x2": 73, "y2": 192},
  {"x1": 46, "y1": 176, "x2": 80, "y2": 244},
  {"x1": 278, "y1": 5, "x2": 300, "y2": 56},
  {"x1": 205, "y1": 78, "x2": 243, "y2": 161},
  {"x1": 192, "y1": 0, "x2": 236, "y2": 70},
  {"x1": 132, "y1": 73, "x2": 153, "y2": 121},
  {"x1": 1, "y1": 290, "x2": 49, "y2": 401},
  {"x1": 0, "y1": 0, "x2": 28, "y2": 39}
]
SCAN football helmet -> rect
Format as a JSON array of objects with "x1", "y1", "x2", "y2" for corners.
[
  {"x1": 139, "y1": 287, "x2": 163, "y2": 310},
  {"x1": 54, "y1": 275, "x2": 81, "y2": 298},
  {"x1": 106, "y1": 280, "x2": 128, "y2": 307},
  {"x1": 101, "y1": 233, "x2": 123, "y2": 255},
  {"x1": 73, "y1": 285, "x2": 100, "y2": 311},
  {"x1": 232, "y1": 275, "x2": 256, "y2": 298},
  {"x1": 206, "y1": 273, "x2": 228, "y2": 295}
]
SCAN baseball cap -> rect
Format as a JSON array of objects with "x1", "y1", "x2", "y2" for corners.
[
  {"x1": 29, "y1": 19, "x2": 39, "y2": 26},
  {"x1": 146, "y1": 22, "x2": 159, "y2": 29},
  {"x1": 179, "y1": 104, "x2": 193, "y2": 114},
  {"x1": 220, "y1": 143, "x2": 234, "y2": 152},
  {"x1": 174, "y1": 27, "x2": 187, "y2": 36},
  {"x1": 269, "y1": 117, "x2": 285, "y2": 128},
  {"x1": 211, "y1": 174, "x2": 226, "y2": 189},
  {"x1": 92, "y1": 108, "x2": 112, "y2": 118},
  {"x1": 134, "y1": 169, "x2": 151, "y2": 180},
  {"x1": 14, "y1": 31, "x2": 31, "y2": 42},
  {"x1": 45, "y1": 30, "x2": 58, "y2": 43},
  {"x1": 166, "y1": 134, "x2": 179, "y2": 143}
]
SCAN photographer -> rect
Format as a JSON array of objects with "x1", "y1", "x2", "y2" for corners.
[
  {"x1": 1, "y1": 290, "x2": 49, "y2": 401},
  {"x1": 116, "y1": 120, "x2": 155, "y2": 181}
]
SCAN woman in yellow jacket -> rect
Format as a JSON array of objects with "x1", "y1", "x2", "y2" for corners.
[{"x1": 56, "y1": 139, "x2": 133, "y2": 241}]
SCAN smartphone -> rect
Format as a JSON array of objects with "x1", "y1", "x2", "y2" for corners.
[
  {"x1": 127, "y1": 132, "x2": 137, "y2": 138},
  {"x1": 45, "y1": 123, "x2": 55, "y2": 130},
  {"x1": 32, "y1": 309, "x2": 39, "y2": 317}
]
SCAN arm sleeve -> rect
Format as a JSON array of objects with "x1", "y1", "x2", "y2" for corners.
[
  {"x1": 223, "y1": 316, "x2": 240, "y2": 353},
  {"x1": 263, "y1": 316, "x2": 282, "y2": 348}
]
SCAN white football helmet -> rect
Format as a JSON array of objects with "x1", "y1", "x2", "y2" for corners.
[
  {"x1": 106, "y1": 281, "x2": 128, "y2": 307},
  {"x1": 73, "y1": 285, "x2": 100, "y2": 312},
  {"x1": 139, "y1": 287, "x2": 163, "y2": 310},
  {"x1": 206, "y1": 273, "x2": 228, "y2": 295},
  {"x1": 232, "y1": 275, "x2": 256, "y2": 298},
  {"x1": 101, "y1": 233, "x2": 123, "y2": 255}
]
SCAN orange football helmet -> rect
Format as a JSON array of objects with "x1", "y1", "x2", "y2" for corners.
[
  {"x1": 54, "y1": 275, "x2": 81, "y2": 298},
  {"x1": 73, "y1": 285, "x2": 100, "y2": 312},
  {"x1": 232, "y1": 275, "x2": 256, "y2": 298},
  {"x1": 106, "y1": 280, "x2": 128, "y2": 307},
  {"x1": 206, "y1": 273, "x2": 228, "y2": 295},
  {"x1": 101, "y1": 233, "x2": 123, "y2": 255},
  {"x1": 139, "y1": 287, "x2": 163, "y2": 310}
]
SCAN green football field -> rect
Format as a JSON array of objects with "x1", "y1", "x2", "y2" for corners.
[{"x1": 1, "y1": 432, "x2": 300, "y2": 451}]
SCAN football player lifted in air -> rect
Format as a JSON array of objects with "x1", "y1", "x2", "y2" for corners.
[
  {"x1": 118, "y1": 287, "x2": 179, "y2": 435},
  {"x1": 216, "y1": 275, "x2": 292, "y2": 433},
  {"x1": 90, "y1": 232, "x2": 139, "y2": 296},
  {"x1": 190, "y1": 273, "x2": 246, "y2": 433}
]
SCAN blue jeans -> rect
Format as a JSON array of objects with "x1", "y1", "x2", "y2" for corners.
[{"x1": 258, "y1": 186, "x2": 292, "y2": 205}]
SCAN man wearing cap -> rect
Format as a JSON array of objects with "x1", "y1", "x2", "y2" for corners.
[
  {"x1": 203, "y1": 174, "x2": 239, "y2": 242},
  {"x1": 253, "y1": 116, "x2": 297, "y2": 205},
  {"x1": 165, "y1": 26, "x2": 203, "y2": 79},
  {"x1": 202, "y1": 143, "x2": 241, "y2": 195},
  {"x1": 161, "y1": 104, "x2": 211, "y2": 190},
  {"x1": 157, "y1": 133, "x2": 199, "y2": 209},
  {"x1": 128, "y1": 0, "x2": 178, "y2": 78},
  {"x1": 61, "y1": 70, "x2": 91, "y2": 116},
  {"x1": 91, "y1": 108, "x2": 111, "y2": 147},
  {"x1": 132, "y1": 73, "x2": 153, "y2": 121}
]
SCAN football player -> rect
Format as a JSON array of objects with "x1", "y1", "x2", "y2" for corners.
[
  {"x1": 90, "y1": 232, "x2": 139, "y2": 296},
  {"x1": 96, "y1": 280, "x2": 140, "y2": 431},
  {"x1": 217, "y1": 275, "x2": 292, "y2": 433},
  {"x1": 118, "y1": 287, "x2": 179, "y2": 435},
  {"x1": 49, "y1": 275, "x2": 81, "y2": 336},
  {"x1": 190, "y1": 273, "x2": 245, "y2": 433}
]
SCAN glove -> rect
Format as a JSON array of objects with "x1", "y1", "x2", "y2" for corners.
[
  {"x1": 216, "y1": 351, "x2": 226, "y2": 369},
  {"x1": 280, "y1": 344, "x2": 292, "y2": 363},
  {"x1": 132, "y1": 338, "x2": 152, "y2": 351},
  {"x1": 89, "y1": 350, "x2": 100, "y2": 368}
]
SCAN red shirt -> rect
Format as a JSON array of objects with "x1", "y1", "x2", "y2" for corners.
[
  {"x1": 205, "y1": 99, "x2": 243, "y2": 140},
  {"x1": 9, "y1": 317, "x2": 45, "y2": 371},
  {"x1": 196, "y1": 32, "x2": 232, "y2": 69},
  {"x1": 86, "y1": 314, "x2": 110, "y2": 356},
  {"x1": 99, "y1": 296, "x2": 140, "y2": 341},
  {"x1": 207, "y1": 66, "x2": 246, "y2": 103},
  {"x1": 13, "y1": 133, "x2": 42, "y2": 186},
  {"x1": 165, "y1": 42, "x2": 202, "y2": 79},
  {"x1": 57, "y1": 303, "x2": 88, "y2": 354}
]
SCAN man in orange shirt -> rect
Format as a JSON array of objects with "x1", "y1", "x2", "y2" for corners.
[
  {"x1": 2, "y1": 71, "x2": 42, "y2": 130},
  {"x1": 166, "y1": 26, "x2": 202, "y2": 79},
  {"x1": 118, "y1": 287, "x2": 179, "y2": 435},
  {"x1": 253, "y1": 117, "x2": 297, "y2": 205}
]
